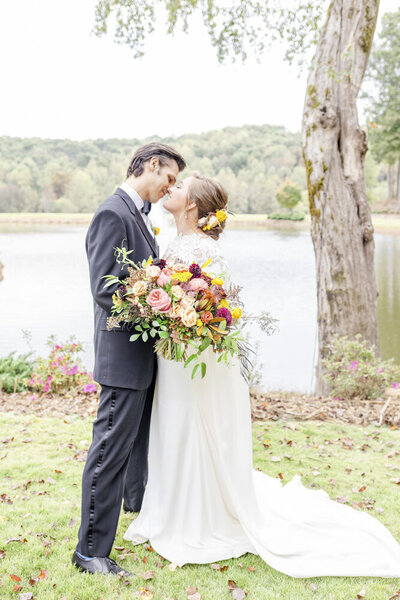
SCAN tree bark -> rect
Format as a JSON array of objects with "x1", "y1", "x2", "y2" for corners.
[
  {"x1": 388, "y1": 163, "x2": 394, "y2": 202},
  {"x1": 396, "y1": 160, "x2": 400, "y2": 208},
  {"x1": 302, "y1": 0, "x2": 380, "y2": 394}
]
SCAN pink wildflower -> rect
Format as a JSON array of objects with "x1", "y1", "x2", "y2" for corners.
[
  {"x1": 392, "y1": 382, "x2": 399, "y2": 389},
  {"x1": 377, "y1": 368, "x2": 383, "y2": 374},
  {"x1": 350, "y1": 361, "x2": 358, "y2": 371},
  {"x1": 83, "y1": 383, "x2": 97, "y2": 394},
  {"x1": 67, "y1": 365, "x2": 79, "y2": 375}
]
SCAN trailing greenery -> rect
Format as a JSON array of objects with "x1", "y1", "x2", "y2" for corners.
[
  {"x1": 0, "y1": 352, "x2": 35, "y2": 393},
  {"x1": 321, "y1": 334, "x2": 400, "y2": 400}
]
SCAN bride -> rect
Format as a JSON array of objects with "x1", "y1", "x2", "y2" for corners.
[{"x1": 124, "y1": 174, "x2": 400, "y2": 578}]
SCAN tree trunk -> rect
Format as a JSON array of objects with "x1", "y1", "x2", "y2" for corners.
[
  {"x1": 302, "y1": 0, "x2": 380, "y2": 394},
  {"x1": 396, "y1": 160, "x2": 400, "y2": 208},
  {"x1": 388, "y1": 163, "x2": 394, "y2": 202}
]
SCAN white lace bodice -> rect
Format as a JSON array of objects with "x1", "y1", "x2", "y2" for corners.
[{"x1": 164, "y1": 233, "x2": 230, "y2": 280}]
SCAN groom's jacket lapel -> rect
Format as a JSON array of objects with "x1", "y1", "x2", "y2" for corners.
[{"x1": 114, "y1": 187, "x2": 158, "y2": 256}]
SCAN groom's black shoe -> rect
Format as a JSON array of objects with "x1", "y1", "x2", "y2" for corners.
[{"x1": 72, "y1": 551, "x2": 134, "y2": 577}]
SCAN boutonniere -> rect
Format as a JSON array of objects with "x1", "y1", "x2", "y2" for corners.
[{"x1": 153, "y1": 226, "x2": 160, "y2": 236}]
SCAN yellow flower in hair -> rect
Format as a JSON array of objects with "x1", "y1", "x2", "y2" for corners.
[{"x1": 216, "y1": 210, "x2": 227, "y2": 222}]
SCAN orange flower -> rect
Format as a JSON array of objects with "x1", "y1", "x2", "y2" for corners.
[{"x1": 201, "y1": 311, "x2": 213, "y2": 324}]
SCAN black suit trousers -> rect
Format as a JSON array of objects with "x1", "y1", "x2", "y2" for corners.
[{"x1": 76, "y1": 383, "x2": 153, "y2": 557}]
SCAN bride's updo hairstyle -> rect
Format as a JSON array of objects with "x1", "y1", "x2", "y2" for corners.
[{"x1": 187, "y1": 175, "x2": 228, "y2": 241}]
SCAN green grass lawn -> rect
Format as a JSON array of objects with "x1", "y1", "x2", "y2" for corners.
[{"x1": 1, "y1": 414, "x2": 400, "y2": 599}]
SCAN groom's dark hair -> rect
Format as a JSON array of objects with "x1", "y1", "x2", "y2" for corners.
[{"x1": 126, "y1": 143, "x2": 186, "y2": 178}]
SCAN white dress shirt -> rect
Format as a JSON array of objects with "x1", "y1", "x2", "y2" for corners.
[{"x1": 119, "y1": 181, "x2": 154, "y2": 237}]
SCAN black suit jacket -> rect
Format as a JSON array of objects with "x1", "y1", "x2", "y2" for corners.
[{"x1": 86, "y1": 187, "x2": 159, "y2": 390}]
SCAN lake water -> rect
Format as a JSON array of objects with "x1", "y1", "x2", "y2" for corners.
[{"x1": 0, "y1": 224, "x2": 398, "y2": 393}]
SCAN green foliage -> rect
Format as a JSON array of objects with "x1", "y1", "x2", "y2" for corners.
[
  {"x1": 93, "y1": 1, "x2": 324, "y2": 66},
  {"x1": 29, "y1": 337, "x2": 97, "y2": 395},
  {"x1": 321, "y1": 334, "x2": 400, "y2": 400},
  {"x1": 0, "y1": 352, "x2": 35, "y2": 393},
  {"x1": 268, "y1": 212, "x2": 305, "y2": 221},
  {"x1": 275, "y1": 178, "x2": 302, "y2": 212},
  {"x1": 0, "y1": 125, "x2": 305, "y2": 215},
  {"x1": 364, "y1": 9, "x2": 400, "y2": 169}
]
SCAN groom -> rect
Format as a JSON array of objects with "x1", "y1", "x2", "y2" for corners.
[{"x1": 73, "y1": 143, "x2": 186, "y2": 576}]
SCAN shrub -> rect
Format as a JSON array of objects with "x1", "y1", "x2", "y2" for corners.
[
  {"x1": 29, "y1": 336, "x2": 97, "y2": 395},
  {"x1": 321, "y1": 334, "x2": 400, "y2": 400},
  {"x1": 0, "y1": 352, "x2": 35, "y2": 393},
  {"x1": 268, "y1": 212, "x2": 305, "y2": 221}
]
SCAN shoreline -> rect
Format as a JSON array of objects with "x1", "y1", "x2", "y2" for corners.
[{"x1": 1, "y1": 212, "x2": 400, "y2": 233}]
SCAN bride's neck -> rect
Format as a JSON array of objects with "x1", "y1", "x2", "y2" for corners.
[{"x1": 173, "y1": 213, "x2": 201, "y2": 236}]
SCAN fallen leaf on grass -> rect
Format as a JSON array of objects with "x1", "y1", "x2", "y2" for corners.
[
  {"x1": 139, "y1": 587, "x2": 153, "y2": 598},
  {"x1": 270, "y1": 456, "x2": 280, "y2": 462},
  {"x1": 37, "y1": 569, "x2": 48, "y2": 579},
  {"x1": 310, "y1": 583, "x2": 318, "y2": 591},
  {"x1": 141, "y1": 570, "x2": 155, "y2": 580},
  {"x1": 114, "y1": 546, "x2": 125, "y2": 551},
  {"x1": 232, "y1": 589, "x2": 246, "y2": 600},
  {"x1": 391, "y1": 478, "x2": 400, "y2": 485},
  {"x1": 210, "y1": 563, "x2": 221, "y2": 570},
  {"x1": 0, "y1": 494, "x2": 13, "y2": 504},
  {"x1": 6, "y1": 536, "x2": 27, "y2": 544},
  {"x1": 10, "y1": 574, "x2": 22, "y2": 582},
  {"x1": 68, "y1": 518, "x2": 76, "y2": 527},
  {"x1": 187, "y1": 586, "x2": 201, "y2": 600},
  {"x1": 388, "y1": 591, "x2": 400, "y2": 600},
  {"x1": 46, "y1": 477, "x2": 56, "y2": 485},
  {"x1": 228, "y1": 580, "x2": 238, "y2": 591},
  {"x1": 19, "y1": 593, "x2": 33, "y2": 600},
  {"x1": 168, "y1": 562, "x2": 179, "y2": 571},
  {"x1": 13, "y1": 584, "x2": 23, "y2": 592},
  {"x1": 357, "y1": 589, "x2": 366, "y2": 598},
  {"x1": 0, "y1": 550, "x2": 5, "y2": 559}
]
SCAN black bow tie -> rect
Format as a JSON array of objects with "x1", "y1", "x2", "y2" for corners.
[{"x1": 141, "y1": 200, "x2": 151, "y2": 215}]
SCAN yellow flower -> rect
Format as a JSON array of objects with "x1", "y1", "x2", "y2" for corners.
[
  {"x1": 232, "y1": 307, "x2": 242, "y2": 320},
  {"x1": 216, "y1": 210, "x2": 227, "y2": 222},
  {"x1": 201, "y1": 258, "x2": 213, "y2": 268},
  {"x1": 218, "y1": 299, "x2": 230, "y2": 309},
  {"x1": 172, "y1": 271, "x2": 192, "y2": 282},
  {"x1": 211, "y1": 277, "x2": 223, "y2": 286},
  {"x1": 197, "y1": 319, "x2": 203, "y2": 327},
  {"x1": 153, "y1": 226, "x2": 160, "y2": 236}
]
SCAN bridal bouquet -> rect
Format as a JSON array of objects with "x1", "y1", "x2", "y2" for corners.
[{"x1": 103, "y1": 246, "x2": 246, "y2": 378}]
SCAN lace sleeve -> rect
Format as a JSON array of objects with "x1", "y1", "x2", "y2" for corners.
[{"x1": 164, "y1": 233, "x2": 231, "y2": 281}]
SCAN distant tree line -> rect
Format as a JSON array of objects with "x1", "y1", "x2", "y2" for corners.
[{"x1": 0, "y1": 123, "x2": 389, "y2": 214}]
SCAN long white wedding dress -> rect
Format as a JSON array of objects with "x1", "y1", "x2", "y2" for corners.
[{"x1": 124, "y1": 233, "x2": 400, "y2": 578}]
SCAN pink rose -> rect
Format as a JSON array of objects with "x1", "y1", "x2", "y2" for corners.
[
  {"x1": 157, "y1": 270, "x2": 172, "y2": 287},
  {"x1": 146, "y1": 288, "x2": 172, "y2": 313},
  {"x1": 188, "y1": 278, "x2": 208, "y2": 292}
]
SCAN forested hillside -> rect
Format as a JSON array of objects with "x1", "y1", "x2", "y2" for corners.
[{"x1": 0, "y1": 124, "x2": 385, "y2": 214}]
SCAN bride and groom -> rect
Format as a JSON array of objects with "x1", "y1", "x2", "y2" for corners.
[{"x1": 72, "y1": 143, "x2": 400, "y2": 578}]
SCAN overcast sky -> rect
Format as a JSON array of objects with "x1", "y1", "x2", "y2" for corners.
[{"x1": 0, "y1": 0, "x2": 397, "y2": 141}]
